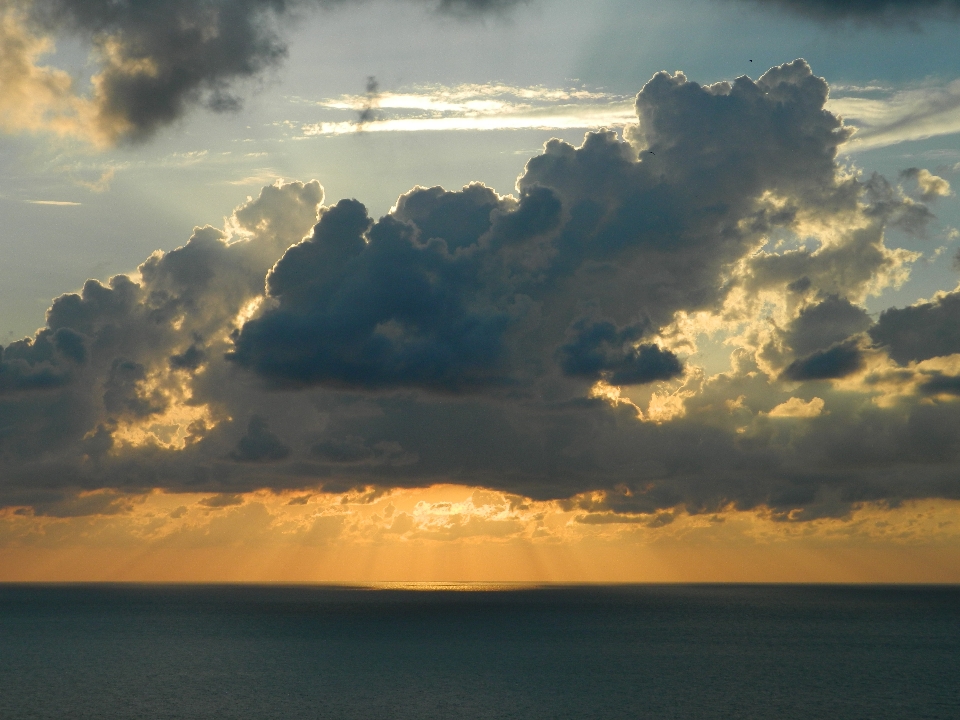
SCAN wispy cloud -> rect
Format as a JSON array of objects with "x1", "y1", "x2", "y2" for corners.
[
  {"x1": 829, "y1": 79, "x2": 960, "y2": 151},
  {"x1": 296, "y1": 79, "x2": 960, "y2": 146},
  {"x1": 300, "y1": 83, "x2": 636, "y2": 136},
  {"x1": 160, "y1": 150, "x2": 210, "y2": 167},
  {"x1": 74, "y1": 167, "x2": 116, "y2": 193},
  {"x1": 225, "y1": 169, "x2": 283, "y2": 186},
  {"x1": 24, "y1": 199, "x2": 81, "y2": 205}
]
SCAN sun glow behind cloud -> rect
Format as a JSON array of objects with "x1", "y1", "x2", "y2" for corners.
[
  {"x1": 3, "y1": 56, "x2": 960, "y2": 584},
  {"x1": 2, "y1": 485, "x2": 959, "y2": 583},
  {"x1": 299, "y1": 84, "x2": 637, "y2": 136}
]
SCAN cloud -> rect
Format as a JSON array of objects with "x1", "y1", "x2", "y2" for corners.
[
  {"x1": 8, "y1": 0, "x2": 959, "y2": 147},
  {"x1": 781, "y1": 340, "x2": 864, "y2": 380},
  {"x1": 767, "y1": 396, "x2": 825, "y2": 418},
  {"x1": 26, "y1": 490, "x2": 135, "y2": 517},
  {"x1": 235, "y1": 60, "x2": 858, "y2": 395},
  {"x1": 198, "y1": 492, "x2": 245, "y2": 508},
  {"x1": 301, "y1": 104, "x2": 638, "y2": 135},
  {"x1": 435, "y1": 0, "x2": 524, "y2": 15},
  {"x1": 784, "y1": 295, "x2": 872, "y2": 357},
  {"x1": 4, "y1": 60, "x2": 960, "y2": 521},
  {"x1": 775, "y1": 295, "x2": 872, "y2": 381},
  {"x1": 356, "y1": 75, "x2": 380, "y2": 127},
  {"x1": 3, "y1": 0, "x2": 528, "y2": 144},
  {"x1": 229, "y1": 192, "x2": 517, "y2": 392},
  {"x1": 230, "y1": 415, "x2": 291, "y2": 462},
  {"x1": 828, "y1": 80, "x2": 960, "y2": 151},
  {"x1": 900, "y1": 167, "x2": 952, "y2": 202},
  {"x1": 0, "y1": 3, "x2": 101, "y2": 142},
  {"x1": 20, "y1": 0, "x2": 301, "y2": 143},
  {"x1": 300, "y1": 84, "x2": 637, "y2": 135},
  {"x1": 870, "y1": 290, "x2": 960, "y2": 364},
  {"x1": 743, "y1": 0, "x2": 960, "y2": 23},
  {"x1": 556, "y1": 318, "x2": 683, "y2": 385},
  {"x1": 918, "y1": 372, "x2": 960, "y2": 396}
]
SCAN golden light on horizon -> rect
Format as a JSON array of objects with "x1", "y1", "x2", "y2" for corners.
[{"x1": 2, "y1": 485, "x2": 958, "y2": 584}]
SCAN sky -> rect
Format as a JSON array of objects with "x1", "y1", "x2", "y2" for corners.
[{"x1": 2, "y1": 0, "x2": 960, "y2": 583}]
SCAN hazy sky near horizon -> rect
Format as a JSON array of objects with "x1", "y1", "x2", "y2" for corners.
[{"x1": 2, "y1": 0, "x2": 960, "y2": 581}]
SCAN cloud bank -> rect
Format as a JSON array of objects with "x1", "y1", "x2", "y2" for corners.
[{"x1": 2, "y1": 60, "x2": 959, "y2": 522}]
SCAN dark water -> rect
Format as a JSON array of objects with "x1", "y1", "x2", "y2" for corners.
[{"x1": 1, "y1": 584, "x2": 958, "y2": 720}]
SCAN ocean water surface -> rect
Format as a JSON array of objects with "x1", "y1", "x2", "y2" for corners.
[{"x1": 0, "y1": 584, "x2": 957, "y2": 719}]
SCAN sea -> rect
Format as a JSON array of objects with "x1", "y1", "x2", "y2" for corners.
[{"x1": 1, "y1": 584, "x2": 957, "y2": 719}]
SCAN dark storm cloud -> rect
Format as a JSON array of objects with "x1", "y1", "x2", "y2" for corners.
[
  {"x1": 169, "y1": 343, "x2": 207, "y2": 371},
  {"x1": 21, "y1": 0, "x2": 526, "y2": 142},
  {"x1": 435, "y1": 0, "x2": 524, "y2": 13},
  {"x1": 918, "y1": 372, "x2": 960, "y2": 396},
  {"x1": 3, "y1": 61, "x2": 960, "y2": 521},
  {"x1": 781, "y1": 340, "x2": 864, "y2": 380},
  {"x1": 103, "y1": 359, "x2": 166, "y2": 417},
  {"x1": 742, "y1": 0, "x2": 960, "y2": 22},
  {"x1": 785, "y1": 295, "x2": 872, "y2": 356},
  {"x1": 229, "y1": 197, "x2": 514, "y2": 392},
  {"x1": 231, "y1": 416, "x2": 292, "y2": 462},
  {"x1": 869, "y1": 291, "x2": 960, "y2": 364},
  {"x1": 0, "y1": 329, "x2": 78, "y2": 392},
  {"x1": 556, "y1": 318, "x2": 683, "y2": 385},
  {"x1": 28, "y1": 0, "x2": 296, "y2": 141},
  {"x1": 774, "y1": 294, "x2": 872, "y2": 382},
  {"x1": 27, "y1": 491, "x2": 134, "y2": 517}
]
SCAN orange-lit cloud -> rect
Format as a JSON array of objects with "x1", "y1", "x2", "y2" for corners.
[
  {"x1": 0, "y1": 5, "x2": 106, "y2": 144},
  {"x1": 1, "y1": 486, "x2": 958, "y2": 583}
]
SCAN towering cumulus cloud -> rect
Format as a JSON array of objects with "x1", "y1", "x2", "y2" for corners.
[{"x1": 2, "y1": 60, "x2": 958, "y2": 520}]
